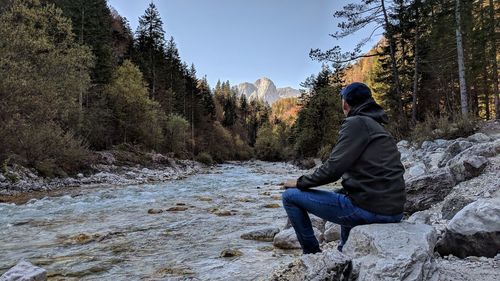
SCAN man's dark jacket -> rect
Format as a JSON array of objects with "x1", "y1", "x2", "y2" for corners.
[{"x1": 296, "y1": 98, "x2": 406, "y2": 215}]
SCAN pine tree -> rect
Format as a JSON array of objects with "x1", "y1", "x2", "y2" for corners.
[{"x1": 134, "y1": 2, "x2": 166, "y2": 100}]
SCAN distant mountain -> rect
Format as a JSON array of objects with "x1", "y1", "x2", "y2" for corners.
[{"x1": 233, "y1": 77, "x2": 301, "y2": 104}]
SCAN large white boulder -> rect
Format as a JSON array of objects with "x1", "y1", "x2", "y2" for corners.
[
  {"x1": 436, "y1": 197, "x2": 500, "y2": 258},
  {"x1": 343, "y1": 223, "x2": 437, "y2": 281}
]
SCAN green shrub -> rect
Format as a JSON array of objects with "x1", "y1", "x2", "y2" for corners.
[
  {"x1": 410, "y1": 113, "x2": 478, "y2": 145},
  {"x1": 195, "y1": 152, "x2": 214, "y2": 165}
]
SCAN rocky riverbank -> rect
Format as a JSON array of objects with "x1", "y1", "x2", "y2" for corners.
[
  {"x1": 267, "y1": 120, "x2": 500, "y2": 281},
  {"x1": 0, "y1": 150, "x2": 203, "y2": 203}
]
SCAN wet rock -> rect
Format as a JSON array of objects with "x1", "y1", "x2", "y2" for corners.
[
  {"x1": 405, "y1": 170, "x2": 456, "y2": 213},
  {"x1": 147, "y1": 208, "x2": 164, "y2": 214},
  {"x1": 441, "y1": 195, "x2": 475, "y2": 220},
  {"x1": 72, "y1": 233, "x2": 93, "y2": 244},
  {"x1": 153, "y1": 265, "x2": 194, "y2": 277},
  {"x1": 257, "y1": 245, "x2": 274, "y2": 252},
  {"x1": 323, "y1": 222, "x2": 341, "y2": 242},
  {"x1": 262, "y1": 203, "x2": 280, "y2": 209},
  {"x1": 448, "y1": 155, "x2": 488, "y2": 183},
  {"x1": 467, "y1": 133, "x2": 491, "y2": 143},
  {"x1": 436, "y1": 198, "x2": 500, "y2": 258},
  {"x1": 237, "y1": 197, "x2": 256, "y2": 202},
  {"x1": 240, "y1": 227, "x2": 280, "y2": 242},
  {"x1": 0, "y1": 260, "x2": 46, "y2": 281},
  {"x1": 213, "y1": 210, "x2": 232, "y2": 216},
  {"x1": 166, "y1": 206, "x2": 188, "y2": 211},
  {"x1": 197, "y1": 196, "x2": 212, "y2": 201},
  {"x1": 344, "y1": 222, "x2": 437, "y2": 281},
  {"x1": 269, "y1": 250, "x2": 351, "y2": 281},
  {"x1": 273, "y1": 227, "x2": 322, "y2": 249},
  {"x1": 219, "y1": 248, "x2": 243, "y2": 258}
]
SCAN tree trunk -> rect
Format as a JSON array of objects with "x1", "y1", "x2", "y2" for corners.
[
  {"x1": 381, "y1": 0, "x2": 404, "y2": 118},
  {"x1": 480, "y1": 0, "x2": 490, "y2": 119},
  {"x1": 455, "y1": 0, "x2": 468, "y2": 116},
  {"x1": 412, "y1": 0, "x2": 420, "y2": 123},
  {"x1": 488, "y1": 0, "x2": 499, "y2": 119}
]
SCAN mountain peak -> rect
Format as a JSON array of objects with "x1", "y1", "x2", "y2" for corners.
[{"x1": 234, "y1": 78, "x2": 300, "y2": 104}]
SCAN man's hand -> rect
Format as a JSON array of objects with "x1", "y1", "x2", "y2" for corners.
[{"x1": 284, "y1": 179, "x2": 297, "y2": 189}]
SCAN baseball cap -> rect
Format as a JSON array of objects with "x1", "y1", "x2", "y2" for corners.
[{"x1": 340, "y1": 82, "x2": 372, "y2": 106}]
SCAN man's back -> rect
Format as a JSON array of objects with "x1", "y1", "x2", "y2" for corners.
[{"x1": 341, "y1": 115, "x2": 406, "y2": 215}]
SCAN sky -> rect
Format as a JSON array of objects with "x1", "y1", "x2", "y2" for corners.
[{"x1": 108, "y1": 0, "x2": 381, "y2": 89}]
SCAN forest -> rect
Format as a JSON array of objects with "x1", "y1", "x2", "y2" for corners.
[{"x1": 0, "y1": 0, "x2": 498, "y2": 177}]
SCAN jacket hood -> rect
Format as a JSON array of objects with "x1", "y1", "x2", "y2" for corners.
[{"x1": 347, "y1": 98, "x2": 389, "y2": 124}]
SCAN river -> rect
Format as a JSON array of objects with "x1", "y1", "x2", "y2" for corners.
[{"x1": 0, "y1": 161, "x2": 306, "y2": 280}]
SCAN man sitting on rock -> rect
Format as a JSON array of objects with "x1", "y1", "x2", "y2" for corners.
[{"x1": 282, "y1": 82, "x2": 406, "y2": 254}]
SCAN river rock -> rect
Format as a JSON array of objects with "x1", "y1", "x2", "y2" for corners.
[
  {"x1": 148, "y1": 208, "x2": 164, "y2": 214},
  {"x1": 407, "y1": 211, "x2": 432, "y2": 225},
  {"x1": 448, "y1": 155, "x2": 488, "y2": 183},
  {"x1": 439, "y1": 141, "x2": 474, "y2": 167},
  {"x1": 436, "y1": 198, "x2": 500, "y2": 258},
  {"x1": 273, "y1": 227, "x2": 322, "y2": 249},
  {"x1": 0, "y1": 260, "x2": 46, "y2": 281},
  {"x1": 219, "y1": 248, "x2": 243, "y2": 258},
  {"x1": 343, "y1": 222, "x2": 437, "y2": 281},
  {"x1": 441, "y1": 195, "x2": 475, "y2": 220},
  {"x1": 406, "y1": 162, "x2": 427, "y2": 179},
  {"x1": 269, "y1": 250, "x2": 351, "y2": 281},
  {"x1": 283, "y1": 215, "x2": 326, "y2": 232},
  {"x1": 240, "y1": 227, "x2": 280, "y2": 242},
  {"x1": 405, "y1": 170, "x2": 456, "y2": 213},
  {"x1": 323, "y1": 222, "x2": 341, "y2": 242}
]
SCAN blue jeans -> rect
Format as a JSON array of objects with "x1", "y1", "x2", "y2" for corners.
[{"x1": 282, "y1": 188, "x2": 403, "y2": 254}]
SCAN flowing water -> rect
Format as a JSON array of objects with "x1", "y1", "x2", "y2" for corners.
[{"x1": 0, "y1": 161, "x2": 305, "y2": 280}]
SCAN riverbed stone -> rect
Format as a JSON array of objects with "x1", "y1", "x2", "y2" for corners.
[
  {"x1": 262, "y1": 203, "x2": 280, "y2": 209},
  {"x1": 219, "y1": 248, "x2": 243, "y2": 258},
  {"x1": 438, "y1": 140, "x2": 474, "y2": 167},
  {"x1": 467, "y1": 133, "x2": 491, "y2": 143},
  {"x1": 406, "y1": 162, "x2": 427, "y2": 178},
  {"x1": 273, "y1": 227, "x2": 322, "y2": 249},
  {"x1": 405, "y1": 170, "x2": 456, "y2": 213},
  {"x1": 148, "y1": 208, "x2": 164, "y2": 214},
  {"x1": 343, "y1": 222, "x2": 437, "y2": 281},
  {"x1": 436, "y1": 198, "x2": 500, "y2": 258},
  {"x1": 241, "y1": 227, "x2": 280, "y2": 242},
  {"x1": 166, "y1": 206, "x2": 188, "y2": 211},
  {"x1": 0, "y1": 260, "x2": 46, "y2": 281},
  {"x1": 323, "y1": 222, "x2": 341, "y2": 242},
  {"x1": 448, "y1": 155, "x2": 488, "y2": 183},
  {"x1": 406, "y1": 211, "x2": 432, "y2": 225},
  {"x1": 269, "y1": 250, "x2": 351, "y2": 281},
  {"x1": 441, "y1": 195, "x2": 475, "y2": 220}
]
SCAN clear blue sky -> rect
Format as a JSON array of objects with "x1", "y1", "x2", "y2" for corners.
[{"x1": 108, "y1": 0, "x2": 381, "y2": 89}]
